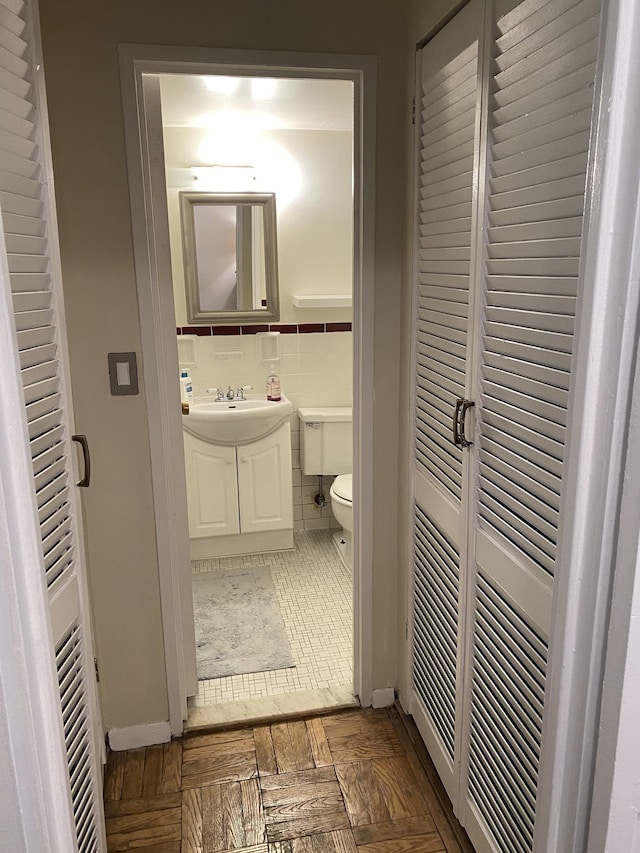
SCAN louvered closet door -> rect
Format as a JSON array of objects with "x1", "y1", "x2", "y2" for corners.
[
  {"x1": 0, "y1": 1, "x2": 106, "y2": 851},
  {"x1": 410, "y1": 0, "x2": 482, "y2": 803},
  {"x1": 462, "y1": 0, "x2": 602, "y2": 849},
  {"x1": 412, "y1": 0, "x2": 602, "y2": 849}
]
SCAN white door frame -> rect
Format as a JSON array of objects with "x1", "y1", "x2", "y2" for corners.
[
  {"x1": 119, "y1": 44, "x2": 376, "y2": 733},
  {"x1": 536, "y1": 0, "x2": 640, "y2": 848}
]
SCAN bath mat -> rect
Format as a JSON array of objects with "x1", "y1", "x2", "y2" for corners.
[{"x1": 192, "y1": 565, "x2": 294, "y2": 680}]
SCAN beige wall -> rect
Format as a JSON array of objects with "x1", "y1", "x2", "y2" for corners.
[
  {"x1": 38, "y1": 0, "x2": 409, "y2": 729},
  {"x1": 396, "y1": 0, "x2": 460, "y2": 707}
]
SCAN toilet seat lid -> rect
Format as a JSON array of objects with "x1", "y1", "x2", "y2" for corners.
[{"x1": 332, "y1": 474, "x2": 352, "y2": 503}]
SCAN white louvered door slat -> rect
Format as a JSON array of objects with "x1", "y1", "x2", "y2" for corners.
[
  {"x1": 411, "y1": 0, "x2": 482, "y2": 806},
  {"x1": 462, "y1": 0, "x2": 602, "y2": 849},
  {"x1": 476, "y1": 0, "x2": 600, "y2": 578},
  {"x1": 414, "y1": 2, "x2": 479, "y2": 505},
  {"x1": 0, "y1": 1, "x2": 105, "y2": 851},
  {"x1": 412, "y1": 0, "x2": 602, "y2": 850}
]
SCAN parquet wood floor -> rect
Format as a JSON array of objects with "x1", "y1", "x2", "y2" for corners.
[{"x1": 103, "y1": 707, "x2": 474, "y2": 853}]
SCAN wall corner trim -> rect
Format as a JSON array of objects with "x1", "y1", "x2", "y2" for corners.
[
  {"x1": 371, "y1": 688, "x2": 396, "y2": 708},
  {"x1": 108, "y1": 721, "x2": 171, "y2": 751}
]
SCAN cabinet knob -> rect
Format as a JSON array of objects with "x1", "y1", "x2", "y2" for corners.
[
  {"x1": 240, "y1": 456, "x2": 248, "y2": 463},
  {"x1": 226, "y1": 458, "x2": 233, "y2": 465}
]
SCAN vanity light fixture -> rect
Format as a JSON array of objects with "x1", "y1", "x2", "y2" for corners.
[
  {"x1": 191, "y1": 165, "x2": 256, "y2": 190},
  {"x1": 251, "y1": 78, "x2": 278, "y2": 101},
  {"x1": 202, "y1": 75, "x2": 241, "y2": 95}
]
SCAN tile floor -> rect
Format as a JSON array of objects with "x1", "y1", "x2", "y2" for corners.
[{"x1": 189, "y1": 529, "x2": 353, "y2": 710}]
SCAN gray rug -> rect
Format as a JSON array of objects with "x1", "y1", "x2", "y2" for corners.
[{"x1": 192, "y1": 565, "x2": 294, "y2": 680}]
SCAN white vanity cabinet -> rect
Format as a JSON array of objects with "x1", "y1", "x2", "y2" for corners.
[
  {"x1": 184, "y1": 440, "x2": 239, "y2": 539},
  {"x1": 183, "y1": 421, "x2": 293, "y2": 559},
  {"x1": 236, "y1": 429, "x2": 292, "y2": 533}
]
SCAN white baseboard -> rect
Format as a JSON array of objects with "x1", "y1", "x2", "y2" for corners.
[
  {"x1": 108, "y1": 721, "x2": 171, "y2": 751},
  {"x1": 371, "y1": 687, "x2": 395, "y2": 708}
]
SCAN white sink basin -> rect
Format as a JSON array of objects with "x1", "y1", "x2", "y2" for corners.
[{"x1": 182, "y1": 395, "x2": 292, "y2": 445}]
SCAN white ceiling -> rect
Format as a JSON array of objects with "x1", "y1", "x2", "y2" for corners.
[{"x1": 157, "y1": 73, "x2": 354, "y2": 132}]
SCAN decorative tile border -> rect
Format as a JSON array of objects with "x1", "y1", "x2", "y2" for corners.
[{"x1": 177, "y1": 322, "x2": 352, "y2": 336}]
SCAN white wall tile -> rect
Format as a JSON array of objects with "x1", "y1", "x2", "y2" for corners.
[
  {"x1": 279, "y1": 334, "x2": 300, "y2": 356},
  {"x1": 304, "y1": 517, "x2": 331, "y2": 530},
  {"x1": 296, "y1": 332, "x2": 319, "y2": 354},
  {"x1": 302, "y1": 484, "x2": 318, "y2": 505},
  {"x1": 302, "y1": 502, "x2": 323, "y2": 520}
]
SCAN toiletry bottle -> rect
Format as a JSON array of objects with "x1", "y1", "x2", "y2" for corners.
[
  {"x1": 267, "y1": 364, "x2": 281, "y2": 401},
  {"x1": 179, "y1": 369, "x2": 193, "y2": 404}
]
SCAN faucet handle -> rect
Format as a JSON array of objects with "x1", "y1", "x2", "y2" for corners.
[
  {"x1": 236, "y1": 384, "x2": 253, "y2": 400},
  {"x1": 206, "y1": 387, "x2": 226, "y2": 400}
]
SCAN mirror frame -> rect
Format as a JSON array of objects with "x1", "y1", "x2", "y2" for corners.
[{"x1": 179, "y1": 191, "x2": 280, "y2": 324}]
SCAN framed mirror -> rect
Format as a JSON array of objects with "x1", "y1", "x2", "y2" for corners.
[{"x1": 179, "y1": 191, "x2": 279, "y2": 324}]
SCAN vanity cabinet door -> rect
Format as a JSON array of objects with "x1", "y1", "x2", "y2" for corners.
[
  {"x1": 238, "y1": 424, "x2": 293, "y2": 533},
  {"x1": 183, "y1": 433, "x2": 240, "y2": 538}
]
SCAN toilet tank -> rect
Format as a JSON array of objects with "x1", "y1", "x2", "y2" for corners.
[{"x1": 297, "y1": 407, "x2": 352, "y2": 475}]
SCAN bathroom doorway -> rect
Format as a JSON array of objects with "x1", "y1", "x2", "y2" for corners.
[{"x1": 120, "y1": 46, "x2": 376, "y2": 732}]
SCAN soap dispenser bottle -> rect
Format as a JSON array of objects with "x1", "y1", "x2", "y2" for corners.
[{"x1": 266, "y1": 364, "x2": 281, "y2": 401}]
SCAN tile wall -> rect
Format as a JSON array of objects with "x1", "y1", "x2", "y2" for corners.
[{"x1": 179, "y1": 329, "x2": 352, "y2": 532}]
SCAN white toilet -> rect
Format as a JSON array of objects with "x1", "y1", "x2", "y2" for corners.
[
  {"x1": 329, "y1": 473, "x2": 353, "y2": 567},
  {"x1": 298, "y1": 407, "x2": 353, "y2": 568}
]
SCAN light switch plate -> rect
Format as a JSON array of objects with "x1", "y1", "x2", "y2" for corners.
[{"x1": 108, "y1": 352, "x2": 139, "y2": 396}]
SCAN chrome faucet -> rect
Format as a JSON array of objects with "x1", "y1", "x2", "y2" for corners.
[
  {"x1": 205, "y1": 387, "x2": 226, "y2": 401},
  {"x1": 235, "y1": 385, "x2": 253, "y2": 400},
  {"x1": 205, "y1": 385, "x2": 252, "y2": 401}
]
